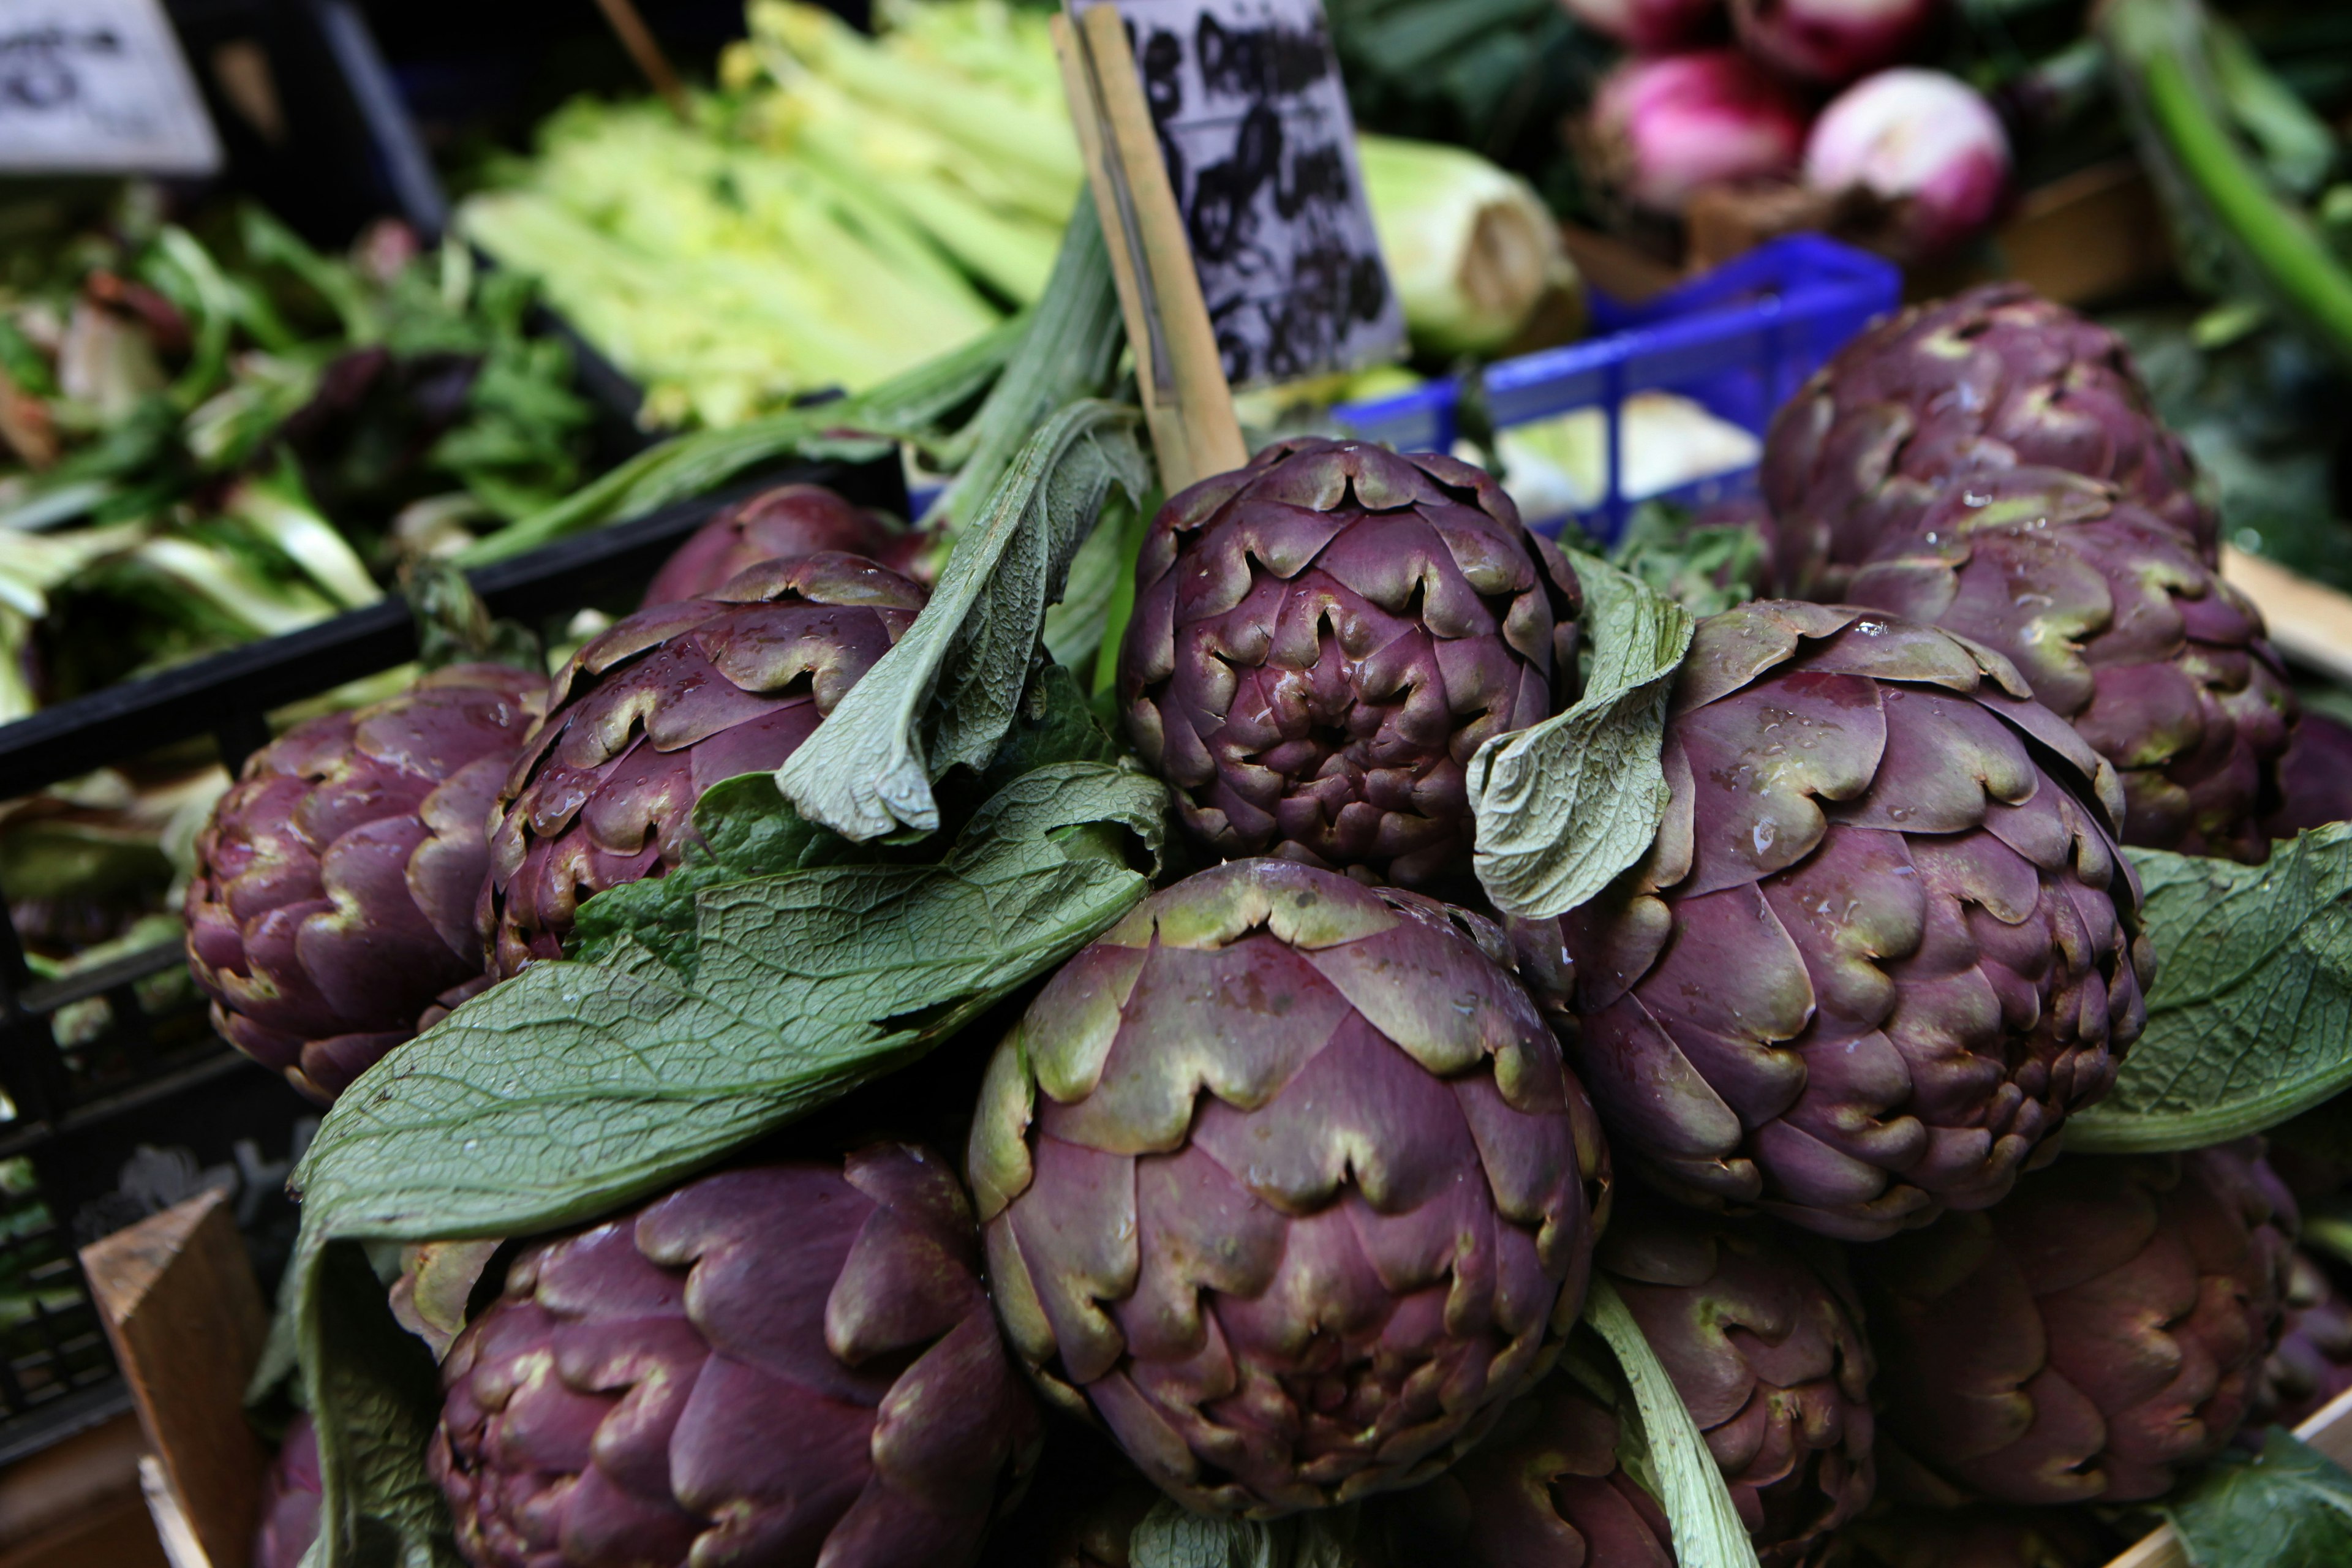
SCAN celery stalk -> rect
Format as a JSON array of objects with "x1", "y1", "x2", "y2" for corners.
[{"x1": 2104, "y1": 0, "x2": 2352, "y2": 371}]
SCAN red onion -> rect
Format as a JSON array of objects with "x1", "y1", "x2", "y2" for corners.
[
  {"x1": 1804, "y1": 68, "x2": 2011, "y2": 257},
  {"x1": 1586, "y1": 50, "x2": 1809, "y2": 215},
  {"x1": 1557, "y1": 0, "x2": 1723, "y2": 53},
  {"x1": 1730, "y1": 0, "x2": 1942, "y2": 86}
]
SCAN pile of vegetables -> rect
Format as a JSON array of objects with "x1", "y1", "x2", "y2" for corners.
[
  {"x1": 462, "y1": 0, "x2": 1577, "y2": 431},
  {"x1": 1561, "y1": 0, "x2": 2016, "y2": 260},
  {"x1": 214, "y1": 197, "x2": 2352, "y2": 1568},
  {"x1": 0, "y1": 194, "x2": 595, "y2": 721}
]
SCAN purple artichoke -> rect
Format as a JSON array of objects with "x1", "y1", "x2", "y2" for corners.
[
  {"x1": 431, "y1": 1144, "x2": 1038, "y2": 1568},
  {"x1": 641, "y1": 483, "x2": 929, "y2": 607},
  {"x1": 1370, "y1": 1373, "x2": 1675, "y2": 1568},
  {"x1": 252, "y1": 1411, "x2": 322, "y2": 1568},
  {"x1": 1117, "y1": 437, "x2": 1582, "y2": 888},
  {"x1": 2264, "y1": 712, "x2": 2352, "y2": 840},
  {"x1": 1598, "y1": 1191, "x2": 1874, "y2": 1563},
  {"x1": 1858, "y1": 1142, "x2": 2293, "y2": 1505},
  {"x1": 968, "y1": 858, "x2": 1612, "y2": 1517},
  {"x1": 481, "y1": 552, "x2": 925, "y2": 978},
  {"x1": 184, "y1": 663, "x2": 543, "y2": 1102},
  {"x1": 1842, "y1": 469, "x2": 2295, "y2": 862},
  {"x1": 2253, "y1": 1249, "x2": 2352, "y2": 1432},
  {"x1": 1763, "y1": 282, "x2": 2214, "y2": 598},
  {"x1": 1564, "y1": 600, "x2": 2151, "y2": 1241}
]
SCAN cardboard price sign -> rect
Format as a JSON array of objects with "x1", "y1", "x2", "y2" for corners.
[
  {"x1": 1079, "y1": 0, "x2": 1403, "y2": 388},
  {"x1": 0, "y1": 0, "x2": 223, "y2": 176}
]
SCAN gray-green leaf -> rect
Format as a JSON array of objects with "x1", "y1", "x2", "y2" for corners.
[
  {"x1": 777, "y1": 400, "x2": 1149, "y2": 840},
  {"x1": 1129, "y1": 1501, "x2": 1372, "y2": 1568},
  {"x1": 1584, "y1": 1276, "x2": 1762, "y2": 1568},
  {"x1": 2165, "y1": 1427, "x2": 2352, "y2": 1568},
  {"x1": 2067, "y1": 824, "x2": 2352, "y2": 1153},
  {"x1": 1466, "y1": 548, "x2": 1693, "y2": 919}
]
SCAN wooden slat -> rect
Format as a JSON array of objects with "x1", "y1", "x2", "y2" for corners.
[
  {"x1": 2101, "y1": 1385, "x2": 2352, "y2": 1568},
  {"x1": 79, "y1": 1189, "x2": 270, "y2": 1568},
  {"x1": 2222, "y1": 545, "x2": 2352, "y2": 688}
]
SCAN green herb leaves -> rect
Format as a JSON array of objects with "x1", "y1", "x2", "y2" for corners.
[
  {"x1": 2069, "y1": 825, "x2": 2352, "y2": 1153},
  {"x1": 1465, "y1": 546, "x2": 1692, "y2": 919}
]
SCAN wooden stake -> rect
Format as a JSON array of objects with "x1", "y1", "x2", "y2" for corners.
[
  {"x1": 591, "y1": 0, "x2": 693, "y2": 122},
  {"x1": 80, "y1": 1189, "x2": 270, "y2": 1568},
  {"x1": 1051, "y1": 4, "x2": 1246, "y2": 494}
]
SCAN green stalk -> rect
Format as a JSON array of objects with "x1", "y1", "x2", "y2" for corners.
[
  {"x1": 2105, "y1": 0, "x2": 2352, "y2": 369},
  {"x1": 455, "y1": 315, "x2": 1022, "y2": 565}
]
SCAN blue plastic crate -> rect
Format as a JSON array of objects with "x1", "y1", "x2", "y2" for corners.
[{"x1": 1333, "y1": 233, "x2": 1902, "y2": 541}]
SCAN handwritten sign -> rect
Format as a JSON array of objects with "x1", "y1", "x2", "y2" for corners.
[
  {"x1": 1081, "y1": 0, "x2": 1403, "y2": 388},
  {"x1": 0, "y1": 0, "x2": 222, "y2": 176}
]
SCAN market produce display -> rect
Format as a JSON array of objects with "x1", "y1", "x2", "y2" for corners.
[
  {"x1": 62, "y1": 4, "x2": 2350, "y2": 1560},
  {"x1": 0, "y1": 203, "x2": 594, "y2": 718},
  {"x1": 183, "y1": 662, "x2": 543, "y2": 1102}
]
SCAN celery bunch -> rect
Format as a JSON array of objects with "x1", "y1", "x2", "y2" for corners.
[{"x1": 461, "y1": 1, "x2": 1082, "y2": 431}]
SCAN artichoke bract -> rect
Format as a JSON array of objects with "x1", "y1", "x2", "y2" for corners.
[
  {"x1": 1836, "y1": 1507, "x2": 2116, "y2": 1568},
  {"x1": 1860, "y1": 1143, "x2": 2292, "y2": 1504},
  {"x1": 969, "y1": 858, "x2": 1611, "y2": 1517},
  {"x1": 252, "y1": 1411, "x2": 322, "y2": 1568},
  {"x1": 184, "y1": 663, "x2": 542, "y2": 1102},
  {"x1": 2264, "y1": 712, "x2": 2352, "y2": 839},
  {"x1": 1564, "y1": 601, "x2": 2150, "y2": 1242},
  {"x1": 2254, "y1": 1249, "x2": 2352, "y2": 1432},
  {"x1": 1118, "y1": 437, "x2": 1581, "y2": 888},
  {"x1": 482, "y1": 551, "x2": 925, "y2": 978},
  {"x1": 1371, "y1": 1371, "x2": 1674, "y2": 1568},
  {"x1": 1598, "y1": 1191, "x2": 1874, "y2": 1564},
  {"x1": 1844, "y1": 469, "x2": 2295, "y2": 862},
  {"x1": 431, "y1": 1144, "x2": 1038, "y2": 1568},
  {"x1": 641, "y1": 482, "x2": 925, "y2": 606},
  {"x1": 1763, "y1": 283, "x2": 2213, "y2": 598}
]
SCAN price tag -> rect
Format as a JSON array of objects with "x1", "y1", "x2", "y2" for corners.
[
  {"x1": 1084, "y1": 0, "x2": 1403, "y2": 388},
  {"x1": 0, "y1": 0, "x2": 223, "y2": 176}
]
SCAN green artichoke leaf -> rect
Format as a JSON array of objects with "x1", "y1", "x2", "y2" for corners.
[
  {"x1": 1465, "y1": 546, "x2": 1693, "y2": 919},
  {"x1": 1128, "y1": 1500, "x2": 1373, "y2": 1568},
  {"x1": 285, "y1": 756, "x2": 1164, "y2": 1568},
  {"x1": 2162, "y1": 1427, "x2": 2352, "y2": 1567},
  {"x1": 2068, "y1": 824, "x2": 2352, "y2": 1153},
  {"x1": 776, "y1": 397, "x2": 1149, "y2": 840},
  {"x1": 1585, "y1": 1276, "x2": 1763, "y2": 1568}
]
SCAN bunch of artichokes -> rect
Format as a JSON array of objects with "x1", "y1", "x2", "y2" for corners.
[{"x1": 186, "y1": 272, "x2": 2352, "y2": 1568}]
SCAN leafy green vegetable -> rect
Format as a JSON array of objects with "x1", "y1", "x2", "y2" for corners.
[
  {"x1": 1464, "y1": 546, "x2": 1691, "y2": 918},
  {"x1": 777, "y1": 398, "x2": 1148, "y2": 839},
  {"x1": 2164, "y1": 1427, "x2": 2352, "y2": 1568},
  {"x1": 2067, "y1": 825, "x2": 2352, "y2": 1153}
]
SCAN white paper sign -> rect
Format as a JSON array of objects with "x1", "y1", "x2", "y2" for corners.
[
  {"x1": 1089, "y1": 0, "x2": 1403, "y2": 388},
  {"x1": 0, "y1": 0, "x2": 222, "y2": 176}
]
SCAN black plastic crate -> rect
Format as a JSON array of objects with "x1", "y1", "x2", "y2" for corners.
[{"x1": 0, "y1": 449, "x2": 907, "y2": 1460}]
